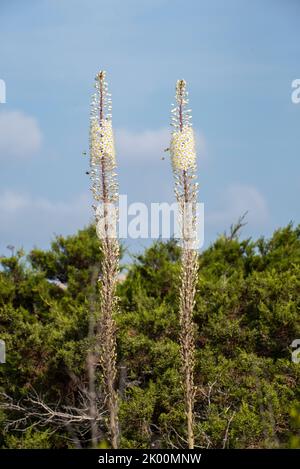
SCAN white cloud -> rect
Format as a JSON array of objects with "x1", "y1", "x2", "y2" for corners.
[
  {"x1": 207, "y1": 184, "x2": 269, "y2": 229},
  {"x1": 0, "y1": 110, "x2": 42, "y2": 160},
  {"x1": 115, "y1": 127, "x2": 206, "y2": 164},
  {"x1": 0, "y1": 191, "x2": 91, "y2": 251},
  {"x1": 0, "y1": 191, "x2": 29, "y2": 212}
]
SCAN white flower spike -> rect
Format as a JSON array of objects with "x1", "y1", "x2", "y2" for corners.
[
  {"x1": 89, "y1": 71, "x2": 118, "y2": 212},
  {"x1": 170, "y1": 125, "x2": 196, "y2": 171},
  {"x1": 170, "y1": 79, "x2": 197, "y2": 172}
]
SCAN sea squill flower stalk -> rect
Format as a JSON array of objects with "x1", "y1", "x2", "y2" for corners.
[
  {"x1": 170, "y1": 79, "x2": 199, "y2": 449},
  {"x1": 89, "y1": 71, "x2": 119, "y2": 449}
]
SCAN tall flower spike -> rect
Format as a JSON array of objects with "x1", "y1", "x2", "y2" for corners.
[
  {"x1": 169, "y1": 79, "x2": 199, "y2": 449},
  {"x1": 89, "y1": 71, "x2": 120, "y2": 449}
]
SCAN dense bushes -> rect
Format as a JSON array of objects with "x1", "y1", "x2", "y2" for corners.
[{"x1": 0, "y1": 224, "x2": 299, "y2": 448}]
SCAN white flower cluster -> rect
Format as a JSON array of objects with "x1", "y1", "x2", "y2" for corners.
[
  {"x1": 90, "y1": 118, "x2": 116, "y2": 166},
  {"x1": 170, "y1": 125, "x2": 196, "y2": 171},
  {"x1": 89, "y1": 71, "x2": 118, "y2": 215},
  {"x1": 90, "y1": 71, "x2": 115, "y2": 166}
]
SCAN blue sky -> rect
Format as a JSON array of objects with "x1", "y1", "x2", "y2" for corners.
[{"x1": 0, "y1": 0, "x2": 299, "y2": 259}]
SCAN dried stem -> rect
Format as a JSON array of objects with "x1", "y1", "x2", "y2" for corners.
[{"x1": 86, "y1": 266, "x2": 100, "y2": 448}]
